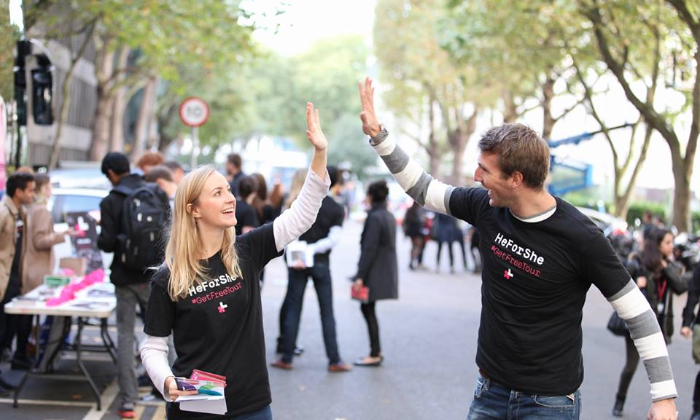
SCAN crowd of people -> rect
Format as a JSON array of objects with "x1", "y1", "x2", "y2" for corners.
[{"x1": 0, "y1": 79, "x2": 696, "y2": 420}]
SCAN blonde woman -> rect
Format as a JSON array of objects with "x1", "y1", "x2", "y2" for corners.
[{"x1": 140, "y1": 103, "x2": 330, "y2": 420}]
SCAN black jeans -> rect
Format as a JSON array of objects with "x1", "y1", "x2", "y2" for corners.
[
  {"x1": 616, "y1": 334, "x2": 639, "y2": 397},
  {"x1": 281, "y1": 264, "x2": 341, "y2": 364},
  {"x1": 360, "y1": 302, "x2": 380, "y2": 357},
  {"x1": 13, "y1": 315, "x2": 32, "y2": 360},
  {"x1": 694, "y1": 369, "x2": 700, "y2": 413}
]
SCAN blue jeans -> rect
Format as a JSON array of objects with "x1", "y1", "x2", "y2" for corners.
[
  {"x1": 467, "y1": 375, "x2": 581, "y2": 420},
  {"x1": 232, "y1": 405, "x2": 273, "y2": 420},
  {"x1": 281, "y1": 264, "x2": 340, "y2": 364}
]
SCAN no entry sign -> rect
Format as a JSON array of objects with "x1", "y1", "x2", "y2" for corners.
[{"x1": 179, "y1": 97, "x2": 210, "y2": 127}]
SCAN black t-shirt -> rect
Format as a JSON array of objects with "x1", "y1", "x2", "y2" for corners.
[
  {"x1": 299, "y1": 196, "x2": 344, "y2": 264},
  {"x1": 235, "y1": 201, "x2": 260, "y2": 237},
  {"x1": 6, "y1": 215, "x2": 23, "y2": 298},
  {"x1": 144, "y1": 223, "x2": 282, "y2": 418},
  {"x1": 449, "y1": 187, "x2": 630, "y2": 395}
]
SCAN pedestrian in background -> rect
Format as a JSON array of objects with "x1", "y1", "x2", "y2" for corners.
[
  {"x1": 140, "y1": 102, "x2": 331, "y2": 419},
  {"x1": 251, "y1": 173, "x2": 282, "y2": 286},
  {"x1": 144, "y1": 165, "x2": 177, "y2": 208},
  {"x1": 163, "y1": 161, "x2": 186, "y2": 185},
  {"x1": 97, "y1": 152, "x2": 170, "y2": 419},
  {"x1": 136, "y1": 151, "x2": 164, "y2": 175},
  {"x1": 235, "y1": 176, "x2": 260, "y2": 237},
  {"x1": 612, "y1": 227, "x2": 687, "y2": 416},
  {"x1": 353, "y1": 180, "x2": 398, "y2": 367},
  {"x1": 682, "y1": 262, "x2": 700, "y2": 420},
  {"x1": 403, "y1": 201, "x2": 426, "y2": 270},
  {"x1": 0, "y1": 172, "x2": 35, "y2": 394},
  {"x1": 225, "y1": 153, "x2": 245, "y2": 198},
  {"x1": 275, "y1": 169, "x2": 309, "y2": 357},
  {"x1": 13, "y1": 174, "x2": 76, "y2": 370},
  {"x1": 435, "y1": 212, "x2": 467, "y2": 274},
  {"x1": 272, "y1": 166, "x2": 351, "y2": 372}
]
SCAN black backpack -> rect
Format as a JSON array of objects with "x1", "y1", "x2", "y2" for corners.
[{"x1": 113, "y1": 183, "x2": 169, "y2": 271}]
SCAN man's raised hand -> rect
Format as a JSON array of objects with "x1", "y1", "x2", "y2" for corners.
[
  {"x1": 359, "y1": 77, "x2": 381, "y2": 138},
  {"x1": 306, "y1": 102, "x2": 328, "y2": 151}
]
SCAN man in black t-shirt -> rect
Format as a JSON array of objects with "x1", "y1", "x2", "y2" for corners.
[
  {"x1": 358, "y1": 77, "x2": 677, "y2": 420},
  {"x1": 272, "y1": 166, "x2": 351, "y2": 372}
]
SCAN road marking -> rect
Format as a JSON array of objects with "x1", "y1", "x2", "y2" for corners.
[
  {"x1": 0, "y1": 398, "x2": 94, "y2": 407},
  {"x1": 152, "y1": 403, "x2": 166, "y2": 420},
  {"x1": 82, "y1": 379, "x2": 118, "y2": 420}
]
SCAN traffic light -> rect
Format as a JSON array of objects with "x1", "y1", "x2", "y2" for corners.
[
  {"x1": 31, "y1": 53, "x2": 53, "y2": 125},
  {"x1": 13, "y1": 39, "x2": 54, "y2": 127},
  {"x1": 14, "y1": 40, "x2": 31, "y2": 126}
]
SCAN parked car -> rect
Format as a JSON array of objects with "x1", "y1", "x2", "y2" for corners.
[
  {"x1": 48, "y1": 187, "x2": 112, "y2": 273},
  {"x1": 50, "y1": 166, "x2": 111, "y2": 190}
]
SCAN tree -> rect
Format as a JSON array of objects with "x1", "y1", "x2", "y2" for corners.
[
  {"x1": 25, "y1": 0, "x2": 258, "y2": 161},
  {"x1": 441, "y1": 0, "x2": 590, "y2": 139},
  {"x1": 375, "y1": 0, "x2": 489, "y2": 182},
  {"x1": 582, "y1": 0, "x2": 699, "y2": 231},
  {"x1": 0, "y1": 0, "x2": 17, "y2": 102}
]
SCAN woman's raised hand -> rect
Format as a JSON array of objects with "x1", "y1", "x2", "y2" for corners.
[
  {"x1": 359, "y1": 77, "x2": 381, "y2": 138},
  {"x1": 306, "y1": 102, "x2": 328, "y2": 151}
]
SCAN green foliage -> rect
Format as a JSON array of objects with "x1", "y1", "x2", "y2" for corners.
[
  {"x1": 0, "y1": 0, "x2": 18, "y2": 101},
  {"x1": 626, "y1": 201, "x2": 667, "y2": 227},
  {"x1": 327, "y1": 114, "x2": 379, "y2": 180}
]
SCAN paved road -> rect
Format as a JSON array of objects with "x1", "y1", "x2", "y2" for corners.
[{"x1": 0, "y1": 219, "x2": 696, "y2": 419}]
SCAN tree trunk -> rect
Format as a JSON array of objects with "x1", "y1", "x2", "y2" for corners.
[
  {"x1": 130, "y1": 77, "x2": 157, "y2": 160},
  {"x1": 109, "y1": 47, "x2": 130, "y2": 152},
  {"x1": 615, "y1": 122, "x2": 652, "y2": 220},
  {"x1": 157, "y1": 102, "x2": 177, "y2": 152},
  {"x1": 542, "y1": 77, "x2": 555, "y2": 140},
  {"x1": 450, "y1": 107, "x2": 478, "y2": 185},
  {"x1": 503, "y1": 90, "x2": 518, "y2": 123},
  {"x1": 89, "y1": 91, "x2": 114, "y2": 161},
  {"x1": 49, "y1": 23, "x2": 95, "y2": 169},
  {"x1": 427, "y1": 98, "x2": 440, "y2": 177},
  {"x1": 89, "y1": 42, "x2": 115, "y2": 161},
  {"x1": 672, "y1": 160, "x2": 692, "y2": 232}
]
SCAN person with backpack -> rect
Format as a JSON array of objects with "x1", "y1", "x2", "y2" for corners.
[{"x1": 97, "y1": 152, "x2": 170, "y2": 419}]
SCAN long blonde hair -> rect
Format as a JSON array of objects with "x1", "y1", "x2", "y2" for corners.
[
  {"x1": 285, "y1": 169, "x2": 308, "y2": 210},
  {"x1": 165, "y1": 166, "x2": 243, "y2": 300}
]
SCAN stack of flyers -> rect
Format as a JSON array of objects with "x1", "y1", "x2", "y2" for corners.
[{"x1": 175, "y1": 370, "x2": 227, "y2": 415}]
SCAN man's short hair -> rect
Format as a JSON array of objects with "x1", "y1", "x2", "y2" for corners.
[
  {"x1": 101, "y1": 152, "x2": 131, "y2": 176},
  {"x1": 144, "y1": 165, "x2": 174, "y2": 183},
  {"x1": 238, "y1": 175, "x2": 257, "y2": 199},
  {"x1": 163, "y1": 161, "x2": 183, "y2": 172},
  {"x1": 328, "y1": 166, "x2": 342, "y2": 188},
  {"x1": 367, "y1": 179, "x2": 389, "y2": 203},
  {"x1": 136, "y1": 151, "x2": 164, "y2": 170},
  {"x1": 7, "y1": 172, "x2": 35, "y2": 198},
  {"x1": 227, "y1": 153, "x2": 242, "y2": 170},
  {"x1": 478, "y1": 123, "x2": 550, "y2": 189}
]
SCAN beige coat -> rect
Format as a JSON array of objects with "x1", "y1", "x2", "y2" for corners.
[
  {"x1": 0, "y1": 195, "x2": 23, "y2": 301},
  {"x1": 20, "y1": 202, "x2": 66, "y2": 295}
]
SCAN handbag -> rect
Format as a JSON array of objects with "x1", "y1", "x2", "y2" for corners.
[
  {"x1": 607, "y1": 311, "x2": 628, "y2": 336},
  {"x1": 351, "y1": 284, "x2": 370, "y2": 303}
]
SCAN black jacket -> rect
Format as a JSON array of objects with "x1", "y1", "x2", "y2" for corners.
[
  {"x1": 356, "y1": 203, "x2": 398, "y2": 301},
  {"x1": 683, "y1": 263, "x2": 700, "y2": 328},
  {"x1": 97, "y1": 174, "x2": 169, "y2": 286}
]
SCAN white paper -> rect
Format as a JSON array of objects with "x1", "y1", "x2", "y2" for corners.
[
  {"x1": 179, "y1": 397, "x2": 227, "y2": 415},
  {"x1": 285, "y1": 240, "x2": 314, "y2": 268}
]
